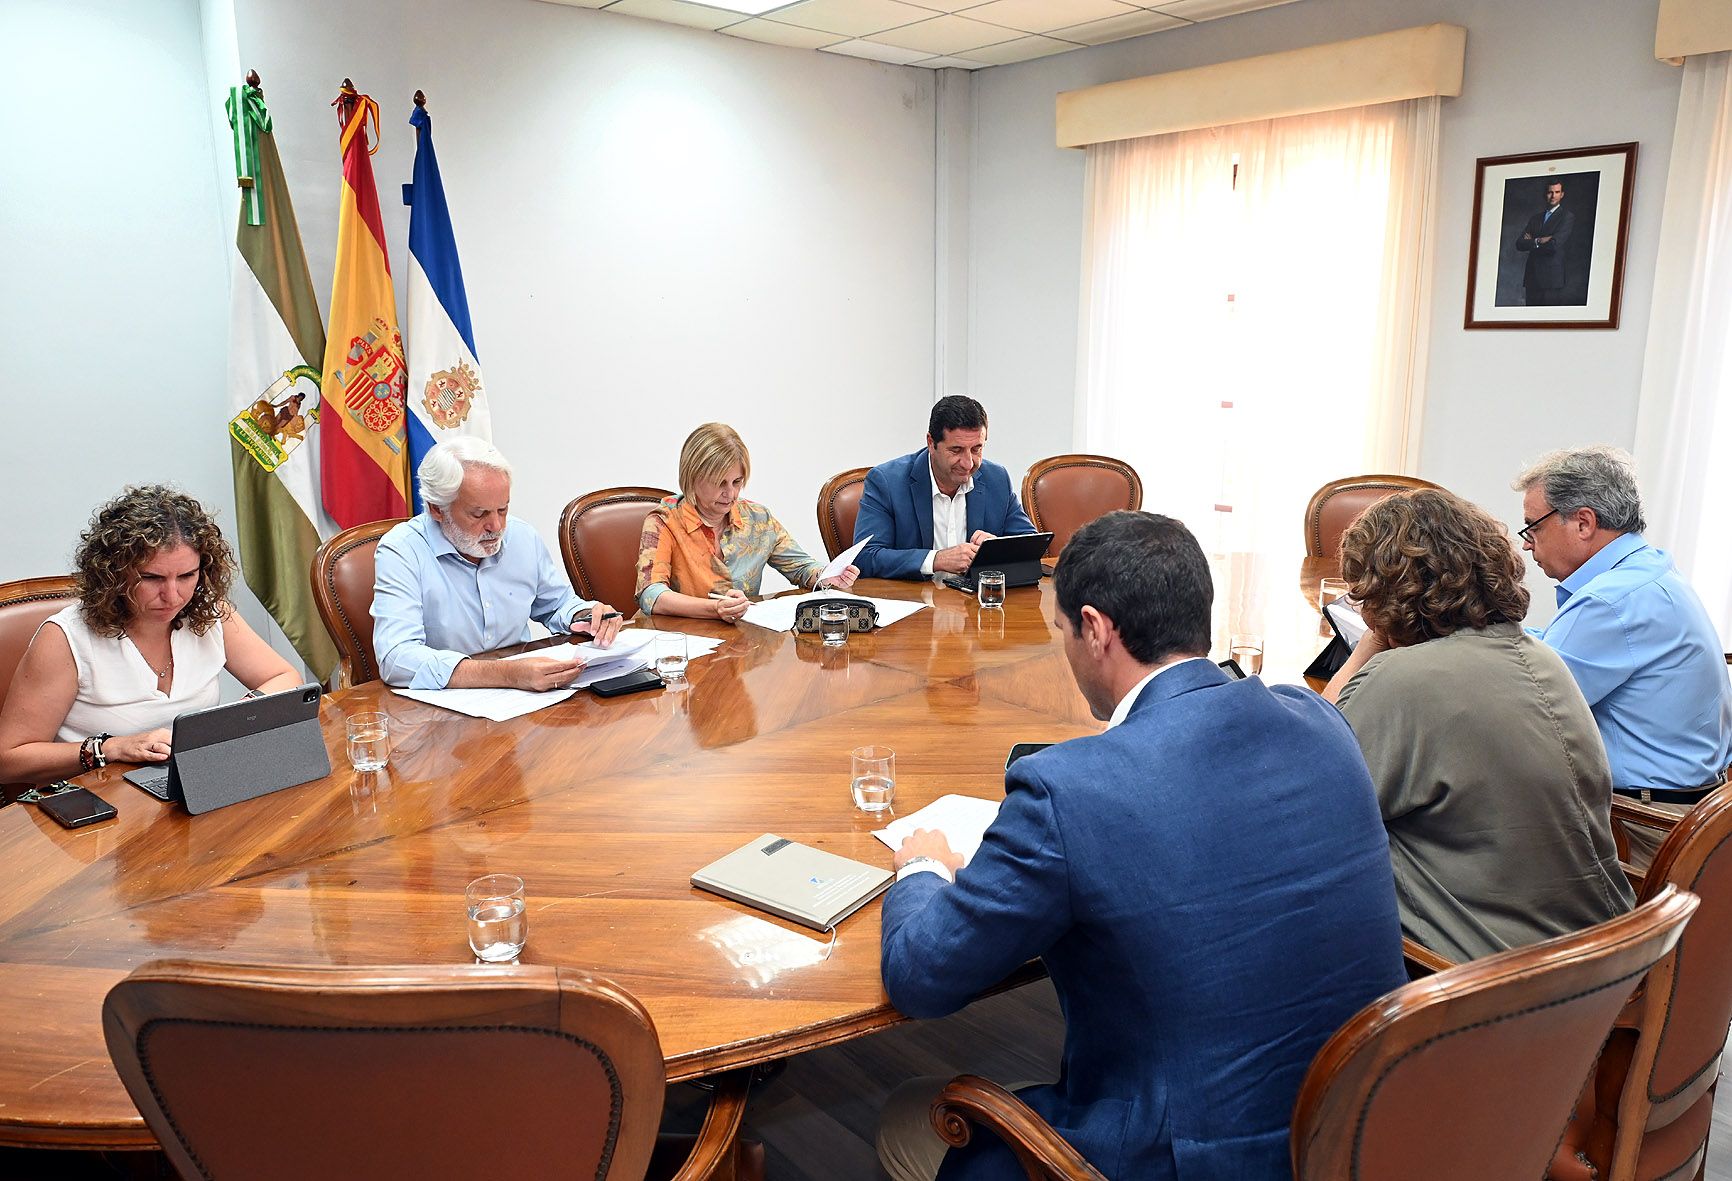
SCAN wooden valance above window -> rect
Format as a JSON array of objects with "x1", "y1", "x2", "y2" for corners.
[
  {"x1": 1656, "y1": 0, "x2": 1732, "y2": 62},
  {"x1": 1056, "y1": 23, "x2": 1466, "y2": 150}
]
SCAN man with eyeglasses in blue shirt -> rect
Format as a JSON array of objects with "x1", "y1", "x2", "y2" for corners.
[{"x1": 1514, "y1": 446, "x2": 1732, "y2": 855}]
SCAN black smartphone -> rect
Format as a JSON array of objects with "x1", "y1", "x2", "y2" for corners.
[
  {"x1": 1219, "y1": 659, "x2": 1248, "y2": 680},
  {"x1": 38, "y1": 787, "x2": 118, "y2": 829},
  {"x1": 1005, "y1": 742, "x2": 1053, "y2": 770},
  {"x1": 592, "y1": 667, "x2": 665, "y2": 697}
]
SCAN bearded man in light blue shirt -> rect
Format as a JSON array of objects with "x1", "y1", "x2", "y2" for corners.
[
  {"x1": 1514, "y1": 446, "x2": 1732, "y2": 805},
  {"x1": 372, "y1": 438, "x2": 623, "y2": 690}
]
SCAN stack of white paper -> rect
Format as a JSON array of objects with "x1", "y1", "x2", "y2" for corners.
[
  {"x1": 393, "y1": 684, "x2": 579, "y2": 722},
  {"x1": 872, "y1": 794, "x2": 1002, "y2": 868}
]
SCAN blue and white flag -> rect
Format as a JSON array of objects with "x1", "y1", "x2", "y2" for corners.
[{"x1": 403, "y1": 97, "x2": 491, "y2": 512}]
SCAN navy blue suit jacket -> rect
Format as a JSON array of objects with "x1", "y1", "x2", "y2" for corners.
[
  {"x1": 881, "y1": 661, "x2": 1406, "y2": 1181},
  {"x1": 854, "y1": 449, "x2": 1037, "y2": 580}
]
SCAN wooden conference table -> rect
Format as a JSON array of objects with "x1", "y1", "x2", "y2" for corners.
[{"x1": 0, "y1": 565, "x2": 1333, "y2": 1149}]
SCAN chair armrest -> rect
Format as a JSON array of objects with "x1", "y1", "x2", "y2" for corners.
[
  {"x1": 1402, "y1": 937, "x2": 1455, "y2": 977},
  {"x1": 665, "y1": 1068, "x2": 754, "y2": 1181},
  {"x1": 1619, "y1": 860, "x2": 1647, "y2": 894},
  {"x1": 931, "y1": 1075, "x2": 1108, "y2": 1181},
  {"x1": 1611, "y1": 796, "x2": 1682, "y2": 831}
]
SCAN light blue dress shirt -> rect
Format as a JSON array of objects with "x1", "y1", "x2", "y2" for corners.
[
  {"x1": 371, "y1": 513, "x2": 593, "y2": 689},
  {"x1": 1540, "y1": 532, "x2": 1732, "y2": 791}
]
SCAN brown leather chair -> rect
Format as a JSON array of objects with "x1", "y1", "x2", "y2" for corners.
[
  {"x1": 310, "y1": 518, "x2": 403, "y2": 688},
  {"x1": 1302, "y1": 474, "x2": 1441, "y2": 560},
  {"x1": 559, "y1": 487, "x2": 672, "y2": 620},
  {"x1": 1019, "y1": 455, "x2": 1143, "y2": 559},
  {"x1": 816, "y1": 467, "x2": 871, "y2": 561},
  {"x1": 1553, "y1": 784, "x2": 1732, "y2": 1181},
  {"x1": 103, "y1": 959, "x2": 763, "y2": 1181},
  {"x1": 921, "y1": 888, "x2": 1698, "y2": 1181},
  {"x1": 1, "y1": 576, "x2": 78, "y2": 801},
  {"x1": 0, "y1": 575, "x2": 77, "y2": 719}
]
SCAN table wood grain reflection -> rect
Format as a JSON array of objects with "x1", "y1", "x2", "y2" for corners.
[{"x1": 0, "y1": 570, "x2": 1331, "y2": 1147}]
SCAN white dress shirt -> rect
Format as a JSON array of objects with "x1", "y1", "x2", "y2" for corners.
[{"x1": 919, "y1": 465, "x2": 975, "y2": 577}]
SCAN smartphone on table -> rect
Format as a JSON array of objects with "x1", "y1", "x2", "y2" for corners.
[{"x1": 37, "y1": 786, "x2": 118, "y2": 829}]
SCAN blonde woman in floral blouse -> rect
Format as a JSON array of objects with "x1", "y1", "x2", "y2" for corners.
[{"x1": 636, "y1": 423, "x2": 859, "y2": 622}]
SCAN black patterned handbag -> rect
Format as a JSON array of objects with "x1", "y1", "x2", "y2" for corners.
[{"x1": 791, "y1": 597, "x2": 879, "y2": 635}]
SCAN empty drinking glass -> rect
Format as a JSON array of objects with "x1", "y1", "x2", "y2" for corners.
[
  {"x1": 346, "y1": 712, "x2": 390, "y2": 772},
  {"x1": 1229, "y1": 633, "x2": 1264, "y2": 675},
  {"x1": 977, "y1": 570, "x2": 1006, "y2": 609},
  {"x1": 654, "y1": 632, "x2": 689, "y2": 682},
  {"x1": 850, "y1": 745, "x2": 896, "y2": 814},
  {"x1": 819, "y1": 602, "x2": 849, "y2": 647},
  {"x1": 466, "y1": 874, "x2": 527, "y2": 963}
]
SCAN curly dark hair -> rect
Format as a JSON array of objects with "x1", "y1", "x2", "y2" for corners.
[
  {"x1": 73, "y1": 486, "x2": 233, "y2": 637},
  {"x1": 1338, "y1": 488, "x2": 1530, "y2": 648}
]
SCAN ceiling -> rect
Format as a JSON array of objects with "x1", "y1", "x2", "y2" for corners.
[{"x1": 537, "y1": 0, "x2": 1302, "y2": 70}]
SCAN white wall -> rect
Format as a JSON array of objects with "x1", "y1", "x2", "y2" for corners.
[
  {"x1": 2, "y1": 0, "x2": 235, "y2": 579},
  {"x1": 232, "y1": 0, "x2": 939, "y2": 579},
  {"x1": 964, "y1": 0, "x2": 1683, "y2": 544}
]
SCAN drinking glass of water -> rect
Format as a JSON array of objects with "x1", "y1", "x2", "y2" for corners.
[
  {"x1": 466, "y1": 873, "x2": 527, "y2": 963},
  {"x1": 1318, "y1": 577, "x2": 1350, "y2": 636},
  {"x1": 1229, "y1": 633, "x2": 1264, "y2": 676},
  {"x1": 819, "y1": 602, "x2": 849, "y2": 647},
  {"x1": 654, "y1": 632, "x2": 689, "y2": 683},
  {"x1": 977, "y1": 570, "x2": 1006, "y2": 609},
  {"x1": 346, "y1": 712, "x2": 390, "y2": 772},
  {"x1": 850, "y1": 745, "x2": 896, "y2": 814}
]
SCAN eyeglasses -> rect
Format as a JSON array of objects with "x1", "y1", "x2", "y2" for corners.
[{"x1": 1518, "y1": 507, "x2": 1559, "y2": 544}]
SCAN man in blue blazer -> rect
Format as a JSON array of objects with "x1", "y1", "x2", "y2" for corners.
[
  {"x1": 854, "y1": 396, "x2": 1037, "y2": 580},
  {"x1": 876, "y1": 511, "x2": 1407, "y2": 1181}
]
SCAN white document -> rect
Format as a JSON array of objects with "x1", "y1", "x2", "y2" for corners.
[
  {"x1": 873, "y1": 794, "x2": 1002, "y2": 868},
  {"x1": 818, "y1": 534, "x2": 871, "y2": 585},
  {"x1": 1326, "y1": 599, "x2": 1369, "y2": 648},
  {"x1": 394, "y1": 685, "x2": 578, "y2": 722},
  {"x1": 740, "y1": 589, "x2": 928, "y2": 633}
]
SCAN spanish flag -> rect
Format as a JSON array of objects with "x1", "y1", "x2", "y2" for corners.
[{"x1": 319, "y1": 82, "x2": 410, "y2": 529}]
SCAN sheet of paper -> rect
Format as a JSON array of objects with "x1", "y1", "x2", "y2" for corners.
[
  {"x1": 817, "y1": 534, "x2": 871, "y2": 584},
  {"x1": 394, "y1": 685, "x2": 577, "y2": 722},
  {"x1": 873, "y1": 794, "x2": 1002, "y2": 868},
  {"x1": 1326, "y1": 599, "x2": 1369, "y2": 648},
  {"x1": 740, "y1": 590, "x2": 928, "y2": 633}
]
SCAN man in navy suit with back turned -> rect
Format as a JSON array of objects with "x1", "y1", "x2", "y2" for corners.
[
  {"x1": 853, "y1": 396, "x2": 1037, "y2": 580},
  {"x1": 876, "y1": 511, "x2": 1407, "y2": 1181}
]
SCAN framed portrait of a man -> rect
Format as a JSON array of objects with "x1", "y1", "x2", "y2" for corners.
[{"x1": 1464, "y1": 142, "x2": 1637, "y2": 329}]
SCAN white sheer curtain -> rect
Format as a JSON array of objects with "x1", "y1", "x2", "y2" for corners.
[
  {"x1": 1074, "y1": 99, "x2": 1439, "y2": 637},
  {"x1": 1635, "y1": 51, "x2": 1732, "y2": 643}
]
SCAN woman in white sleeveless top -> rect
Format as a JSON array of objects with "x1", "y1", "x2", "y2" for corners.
[{"x1": 0, "y1": 486, "x2": 299, "y2": 785}]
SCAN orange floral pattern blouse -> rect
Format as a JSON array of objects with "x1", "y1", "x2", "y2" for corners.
[{"x1": 635, "y1": 496, "x2": 825, "y2": 615}]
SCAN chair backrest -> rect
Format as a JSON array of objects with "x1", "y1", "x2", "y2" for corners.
[
  {"x1": 1302, "y1": 474, "x2": 1442, "y2": 559},
  {"x1": 103, "y1": 959, "x2": 666, "y2": 1181},
  {"x1": 0, "y1": 575, "x2": 78, "y2": 718},
  {"x1": 310, "y1": 519, "x2": 403, "y2": 688},
  {"x1": 1607, "y1": 783, "x2": 1732, "y2": 1164},
  {"x1": 816, "y1": 467, "x2": 871, "y2": 561},
  {"x1": 558, "y1": 488, "x2": 672, "y2": 619},
  {"x1": 1020, "y1": 454, "x2": 1144, "y2": 559},
  {"x1": 1290, "y1": 886, "x2": 1698, "y2": 1181}
]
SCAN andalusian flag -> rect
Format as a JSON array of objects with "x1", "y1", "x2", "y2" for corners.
[
  {"x1": 319, "y1": 82, "x2": 411, "y2": 529},
  {"x1": 403, "y1": 93, "x2": 492, "y2": 514},
  {"x1": 224, "y1": 80, "x2": 340, "y2": 679}
]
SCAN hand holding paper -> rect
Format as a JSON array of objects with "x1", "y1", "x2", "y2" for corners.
[{"x1": 817, "y1": 535, "x2": 870, "y2": 587}]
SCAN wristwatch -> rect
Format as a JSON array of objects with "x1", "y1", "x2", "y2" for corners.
[{"x1": 897, "y1": 855, "x2": 955, "y2": 883}]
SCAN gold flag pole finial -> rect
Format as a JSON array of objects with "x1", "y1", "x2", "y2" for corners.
[
  {"x1": 246, "y1": 68, "x2": 260, "y2": 89},
  {"x1": 413, "y1": 90, "x2": 426, "y2": 109}
]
